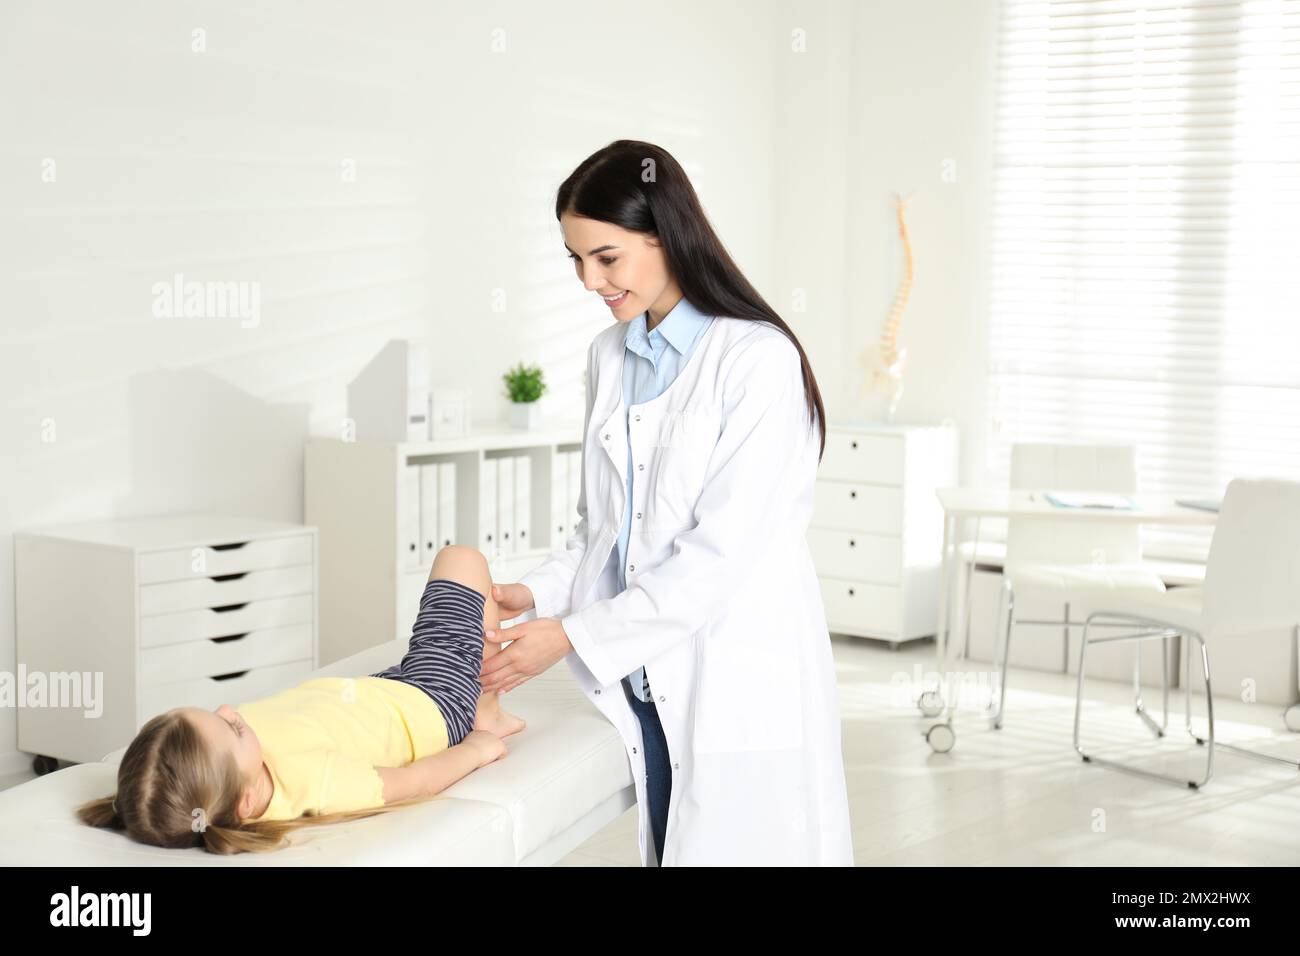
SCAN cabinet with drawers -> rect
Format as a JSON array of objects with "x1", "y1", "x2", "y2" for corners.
[
  {"x1": 810, "y1": 422, "x2": 958, "y2": 645},
  {"x1": 14, "y1": 515, "x2": 318, "y2": 766}
]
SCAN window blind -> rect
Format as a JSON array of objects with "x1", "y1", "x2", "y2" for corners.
[{"x1": 987, "y1": 0, "x2": 1300, "y2": 560}]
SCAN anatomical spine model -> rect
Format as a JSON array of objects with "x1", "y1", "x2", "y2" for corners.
[{"x1": 857, "y1": 192, "x2": 913, "y2": 420}]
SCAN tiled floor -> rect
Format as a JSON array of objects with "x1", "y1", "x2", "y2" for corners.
[
  {"x1": 5, "y1": 634, "x2": 1297, "y2": 866},
  {"x1": 556, "y1": 634, "x2": 1300, "y2": 866}
]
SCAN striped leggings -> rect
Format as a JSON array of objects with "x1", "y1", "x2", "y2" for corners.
[{"x1": 369, "y1": 577, "x2": 485, "y2": 747}]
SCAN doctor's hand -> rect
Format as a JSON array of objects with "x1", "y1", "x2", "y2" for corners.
[
  {"x1": 479, "y1": 617, "x2": 573, "y2": 695},
  {"x1": 490, "y1": 582, "x2": 535, "y2": 620}
]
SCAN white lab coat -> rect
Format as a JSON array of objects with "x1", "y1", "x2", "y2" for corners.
[{"x1": 519, "y1": 314, "x2": 854, "y2": 866}]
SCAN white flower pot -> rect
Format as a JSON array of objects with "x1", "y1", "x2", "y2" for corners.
[{"x1": 509, "y1": 402, "x2": 542, "y2": 430}]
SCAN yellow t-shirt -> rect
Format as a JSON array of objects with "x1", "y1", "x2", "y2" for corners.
[{"x1": 236, "y1": 676, "x2": 449, "y2": 822}]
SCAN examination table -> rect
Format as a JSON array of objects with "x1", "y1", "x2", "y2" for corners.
[{"x1": 0, "y1": 639, "x2": 635, "y2": 865}]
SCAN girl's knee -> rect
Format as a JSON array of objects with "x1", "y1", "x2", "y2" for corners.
[{"x1": 428, "y1": 545, "x2": 490, "y2": 598}]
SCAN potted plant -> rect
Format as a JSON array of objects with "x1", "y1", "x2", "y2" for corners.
[{"x1": 503, "y1": 361, "x2": 547, "y2": 430}]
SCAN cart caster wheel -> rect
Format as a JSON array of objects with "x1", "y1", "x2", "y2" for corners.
[
  {"x1": 917, "y1": 690, "x2": 944, "y2": 718},
  {"x1": 1285, "y1": 704, "x2": 1300, "y2": 733},
  {"x1": 32, "y1": 755, "x2": 59, "y2": 776},
  {"x1": 925, "y1": 723, "x2": 955, "y2": 754}
]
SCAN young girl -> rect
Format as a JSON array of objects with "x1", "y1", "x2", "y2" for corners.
[{"x1": 78, "y1": 545, "x2": 526, "y2": 854}]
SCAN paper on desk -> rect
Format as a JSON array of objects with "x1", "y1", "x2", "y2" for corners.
[{"x1": 1044, "y1": 491, "x2": 1137, "y2": 510}]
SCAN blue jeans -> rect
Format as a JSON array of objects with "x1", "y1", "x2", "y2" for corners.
[{"x1": 621, "y1": 675, "x2": 671, "y2": 865}]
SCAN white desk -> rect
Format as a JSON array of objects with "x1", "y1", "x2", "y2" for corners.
[{"x1": 921, "y1": 489, "x2": 1219, "y2": 752}]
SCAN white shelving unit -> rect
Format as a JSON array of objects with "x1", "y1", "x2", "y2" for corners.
[
  {"x1": 305, "y1": 422, "x2": 583, "y2": 664},
  {"x1": 14, "y1": 515, "x2": 319, "y2": 769},
  {"x1": 809, "y1": 421, "x2": 959, "y2": 647}
]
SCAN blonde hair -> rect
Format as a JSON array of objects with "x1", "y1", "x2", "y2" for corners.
[{"x1": 77, "y1": 709, "x2": 433, "y2": 854}]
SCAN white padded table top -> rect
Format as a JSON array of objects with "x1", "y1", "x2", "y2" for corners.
[{"x1": 0, "y1": 641, "x2": 634, "y2": 866}]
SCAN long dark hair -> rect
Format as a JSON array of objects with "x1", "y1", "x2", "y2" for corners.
[{"x1": 556, "y1": 139, "x2": 827, "y2": 462}]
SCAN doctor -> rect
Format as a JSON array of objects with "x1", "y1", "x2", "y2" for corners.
[{"x1": 479, "y1": 140, "x2": 854, "y2": 866}]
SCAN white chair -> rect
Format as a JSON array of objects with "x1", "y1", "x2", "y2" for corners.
[
  {"x1": 990, "y1": 443, "x2": 1169, "y2": 729},
  {"x1": 1073, "y1": 478, "x2": 1300, "y2": 789}
]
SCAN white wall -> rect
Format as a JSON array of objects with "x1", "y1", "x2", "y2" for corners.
[
  {"x1": 771, "y1": 0, "x2": 856, "y2": 428},
  {"x1": 0, "y1": 0, "x2": 1000, "y2": 768},
  {"x1": 839, "y1": 0, "x2": 1001, "y2": 483}
]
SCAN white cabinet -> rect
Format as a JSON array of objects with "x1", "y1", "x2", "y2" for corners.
[
  {"x1": 14, "y1": 515, "x2": 319, "y2": 765},
  {"x1": 305, "y1": 424, "x2": 583, "y2": 664},
  {"x1": 810, "y1": 422, "x2": 958, "y2": 645}
]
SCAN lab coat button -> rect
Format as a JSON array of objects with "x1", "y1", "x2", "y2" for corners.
[
  {"x1": 629, "y1": 564, "x2": 635, "y2": 572},
  {"x1": 658, "y1": 696, "x2": 665, "y2": 703},
  {"x1": 632, "y1": 747, "x2": 637, "y2": 754},
  {"x1": 594, "y1": 688, "x2": 601, "y2": 695},
  {"x1": 635, "y1": 414, "x2": 641, "y2": 421},
  {"x1": 604, "y1": 433, "x2": 610, "y2": 440},
  {"x1": 636, "y1": 512, "x2": 642, "y2": 519},
  {"x1": 638, "y1": 463, "x2": 644, "y2": 471}
]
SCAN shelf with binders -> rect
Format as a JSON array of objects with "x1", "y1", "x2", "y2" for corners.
[{"x1": 304, "y1": 431, "x2": 583, "y2": 663}]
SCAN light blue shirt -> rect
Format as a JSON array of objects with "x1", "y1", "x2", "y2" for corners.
[{"x1": 611, "y1": 296, "x2": 714, "y2": 702}]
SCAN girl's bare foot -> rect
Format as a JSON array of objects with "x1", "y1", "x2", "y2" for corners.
[
  {"x1": 474, "y1": 702, "x2": 527, "y2": 738},
  {"x1": 473, "y1": 685, "x2": 526, "y2": 737}
]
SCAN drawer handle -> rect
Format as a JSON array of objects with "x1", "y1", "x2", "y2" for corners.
[
  {"x1": 851, "y1": 440, "x2": 858, "y2": 449},
  {"x1": 409, "y1": 542, "x2": 417, "y2": 552},
  {"x1": 211, "y1": 603, "x2": 249, "y2": 614},
  {"x1": 210, "y1": 670, "x2": 250, "y2": 682},
  {"x1": 210, "y1": 541, "x2": 249, "y2": 552},
  {"x1": 210, "y1": 633, "x2": 250, "y2": 644},
  {"x1": 849, "y1": 490, "x2": 857, "y2": 499},
  {"x1": 848, "y1": 588, "x2": 855, "y2": 596},
  {"x1": 211, "y1": 572, "x2": 248, "y2": 583},
  {"x1": 848, "y1": 539, "x2": 856, "y2": 547}
]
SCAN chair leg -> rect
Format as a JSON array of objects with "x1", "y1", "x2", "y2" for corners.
[
  {"x1": 961, "y1": 516, "x2": 983, "y2": 662},
  {"x1": 1194, "y1": 633, "x2": 1215, "y2": 785},
  {"x1": 1072, "y1": 611, "x2": 1092, "y2": 754},
  {"x1": 986, "y1": 577, "x2": 1004, "y2": 713},
  {"x1": 1162, "y1": 635, "x2": 1171, "y2": 730},
  {"x1": 1197, "y1": 626, "x2": 1300, "y2": 768},
  {"x1": 1132, "y1": 631, "x2": 1166, "y2": 738},
  {"x1": 1185, "y1": 631, "x2": 1203, "y2": 744},
  {"x1": 1075, "y1": 612, "x2": 1212, "y2": 789},
  {"x1": 1196, "y1": 624, "x2": 1300, "y2": 775},
  {"x1": 990, "y1": 578, "x2": 1014, "y2": 730},
  {"x1": 1087, "y1": 618, "x2": 1295, "y2": 779}
]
